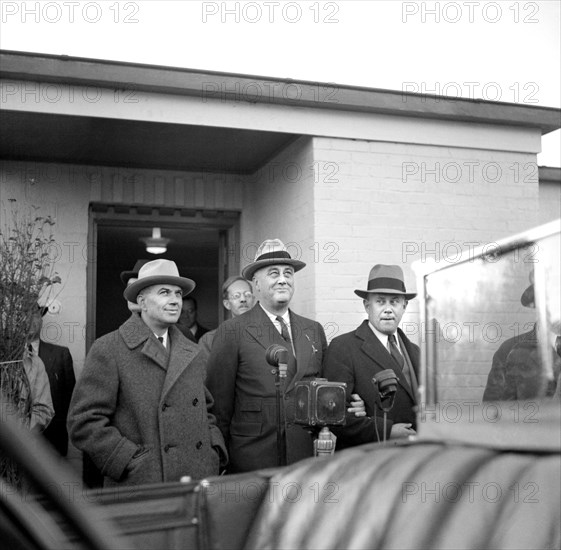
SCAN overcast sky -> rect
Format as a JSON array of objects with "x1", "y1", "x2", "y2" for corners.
[{"x1": 1, "y1": 0, "x2": 560, "y2": 165}]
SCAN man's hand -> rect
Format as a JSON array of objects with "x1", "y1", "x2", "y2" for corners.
[
  {"x1": 347, "y1": 393, "x2": 366, "y2": 417},
  {"x1": 389, "y1": 423, "x2": 416, "y2": 439}
]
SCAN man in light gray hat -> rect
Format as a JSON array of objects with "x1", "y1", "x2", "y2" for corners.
[
  {"x1": 206, "y1": 239, "x2": 327, "y2": 473},
  {"x1": 68, "y1": 259, "x2": 227, "y2": 487},
  {"x1": 323, "y1": 264, "x2": 419, "y2": 448}
]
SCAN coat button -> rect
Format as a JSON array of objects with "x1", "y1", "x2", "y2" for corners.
[
  {"x1": 164, "y1": 444, "x2": 171, "y2": 452},
  {"x1": 192, "y1": 398, "x2": 199, "y2": 406},
  {"x1": 162, "y1": 403, "x2": 169, "y2": 411},
  {"x1": 195, "y1": 441, "x2": 203, "y2": 450}
]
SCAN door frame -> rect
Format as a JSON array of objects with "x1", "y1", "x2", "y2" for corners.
[{"x1": 86, "y1": 203, "x2": 240, "y2": 352}]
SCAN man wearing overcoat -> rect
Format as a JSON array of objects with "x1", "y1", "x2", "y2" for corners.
[
  {"x1": 68, "y1": 259, "x2": 227, "y2": 487},
  {"x1": 206, "y1": 239, "x2": 327, "y2": 473},
  {"x1": 323, "y1": 264, "x2": 419, "y2": 448}
]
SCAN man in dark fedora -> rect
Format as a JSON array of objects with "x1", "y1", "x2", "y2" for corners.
[
  {"x1": 483, "y1": 270, "x2": 560, "y2": 400},
  {"x1": 120, "y1": 259, "x2": 149, "y2": 314},
  {"x1": 206, "y1": 239, "x2": 327, "y2": 473},
  {"x1": 68, "y1": 259, "x2": 227, "y2": 487},
  {"x1": 323, "y1": 264, "x2": 419, "y2": 447}
]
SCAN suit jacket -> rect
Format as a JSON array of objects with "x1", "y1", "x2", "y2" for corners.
[
  {"x1": 38, "y1": 340, "x2": 75, "y2": 456},
  {"x1": 206, "y1": 304, "x2": 327, "y2": 473},
  {"x1": 68, "y1": 313, "x2": 227, "y2": 487},
  {"x1": 322, "y1": 320, "x2": 419, "y2": 448},
  {"x1": 179, "y1": 323, "x2": 210, "y2": 343}
]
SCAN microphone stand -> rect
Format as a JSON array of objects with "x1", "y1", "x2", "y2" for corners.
[
  {"x1": 267, "y1": 345, "x2": 289, "y2": 467},
  {"x1": 274, "y1": 363, "x2": 287, "y2": 467}
]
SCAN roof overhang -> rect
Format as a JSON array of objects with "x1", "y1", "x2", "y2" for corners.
[{"x1": 1, "y1": 50, "x2": 560, "y2": 173}]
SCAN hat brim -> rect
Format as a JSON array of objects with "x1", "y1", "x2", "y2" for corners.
[
  {"x1": 520, "y1": 284, "x2": 534, "y2": 308},
  {"x1": 354, "y1": 288, "x2": 417, "y2": 300},
  {"x1": 242, "y1": 259, "x2": 306, "y2": 281},
  {"x1": 124, "y1": 276, "x2": 195, "y2": 303}
]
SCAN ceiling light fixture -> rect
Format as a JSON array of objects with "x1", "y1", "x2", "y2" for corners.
[{"x1": 141, "y1": 227, "x2": 170, "y2": 255}]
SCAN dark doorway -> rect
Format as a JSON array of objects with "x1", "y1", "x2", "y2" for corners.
[{"x1": 87, "y1": 205, "x2": 240, "y2": 348}]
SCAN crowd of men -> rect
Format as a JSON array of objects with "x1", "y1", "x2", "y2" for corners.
[
  {"x1": 19, "y1": 236, "x2": 560, "y2": 489},
  {"x1": 62, "y1": 238, "x2": 419, "y2": 487}
]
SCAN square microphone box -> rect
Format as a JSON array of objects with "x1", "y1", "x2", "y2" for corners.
[{"x1": 294, "y1": 379, "x2": 347, "y2": 427}]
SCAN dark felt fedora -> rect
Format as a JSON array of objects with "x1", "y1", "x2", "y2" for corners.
[
  {"x1": 120, "y1": 259, "x2": 150, "y2": 285},
  {"x1": 355, "y1": 264, "x2": 417, "y2": 300},
  {"x1": 242, "y1": 239, "x2": 306, "y2": 280},
  {"x1": 123, "y1": 259, "x2": 195, "y2": 303}
]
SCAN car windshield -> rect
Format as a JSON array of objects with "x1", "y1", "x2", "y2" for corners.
[{"x1": 416, "y1": 222, "x2": 560, "y2": 408}]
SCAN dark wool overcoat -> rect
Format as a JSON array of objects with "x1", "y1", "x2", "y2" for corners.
[
  {"x1": 322, "y1": 320, "x2": 419, "y2": 448},
  {"x1": 39, "y1": 340, "x2": 75, "y2": 456},
  {"x1": 68, "y1": 313, "x2": 226, "y2": 487},
  {"x1": 206, "y1": 304, "x2": 327, "y2": 473}
]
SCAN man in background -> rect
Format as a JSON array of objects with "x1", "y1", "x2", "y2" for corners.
[
  {"x1": 178, "y1": 296, "x2": 210, "y2": 343},
  {"x1": 199, "y1": 276, "x2": 255, "y2": 354},
  {"x1": 27, "y1": 305, "x2": 73, "y2": 448}
]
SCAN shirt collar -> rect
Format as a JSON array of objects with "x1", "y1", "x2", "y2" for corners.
[
  {"x1": 154, "y1": 329, "x2": 169, "y2": 348},
  {"x1": 260, "y1": 303, "x2": 290, "y2": 327},
  {"x1": 368, "y1": 322, "x2": 400, "y2": 351}
]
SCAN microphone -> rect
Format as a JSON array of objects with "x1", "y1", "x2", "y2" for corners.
[
  {"x1": 372, "y1": 369, "x2": 398, "y2": 400},
  {"x1": 266, "y1": 344, "x2": 289, "y2": 378}
]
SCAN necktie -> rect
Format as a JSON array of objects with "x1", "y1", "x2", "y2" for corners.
[
  {"x1": 27, "y1": 343, "x2": 34, "y2": 355},
  {"x1": 388, "y1": 333, "x2": 412, "y2": 387},
  {"x1": 157, "y1": 336, "x2": 165, "y2": 348},
  {"x1": 276, "y1": 316, "x2": 292, "y2": 344},
  {"x1": 387, "y1": 334, "x2": 403, "y2": 369}
]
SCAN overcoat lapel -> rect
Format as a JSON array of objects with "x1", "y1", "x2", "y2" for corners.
[
  {"x1": 120, "y1": 314, "x2": 167, "y2": 370},
  {"x1": 161, "y1": 326, "x2": 198, "y2": 399},
  {"x1": 356, "y1": 321, "x2": 415, "y2": 399},
  {"x1": 244, "y1": 305, "x2": 298, "y2": 384},
  {"x1": 285, "y1": 312, "x2": 314, "y2": 393},
  {"x1": 120, "y1": 314, "x2": 192, "y2": 394}
]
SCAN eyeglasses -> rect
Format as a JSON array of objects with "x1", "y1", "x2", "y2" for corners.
[{"x1": 229, "y1": 291, "x2": 253, "y2": 301}]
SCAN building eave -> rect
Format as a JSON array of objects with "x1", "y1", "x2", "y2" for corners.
[{"x1": 1, "y1": 49, "x2": 560, "y2": 135}]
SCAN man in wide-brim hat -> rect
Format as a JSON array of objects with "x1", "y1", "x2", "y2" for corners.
[
  {"x1": 483, "y1": 269, "x2": 560, "y2": 401},
  {"x1": 323, "y1": 264, "x2": 420, "y2": 447},
  {"x1": 68, "y1": 259, "x2": 227, "y2": 487},
  {"x1": 206, "y1": 239, "x2": 327, "y2": 473}
]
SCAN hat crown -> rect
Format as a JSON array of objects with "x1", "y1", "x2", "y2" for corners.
[
  {"x1": 253, "y1": 239, "x2": 291, "y2": 262},
  {"x1": 354, "y1": 264, "x2": 416, "y2": 299},
  {"x1": 138, "y1": 259, "x2": 181, "y2": 281},
  {"x1": 368, "y1": 264, "x2": 405, "y2": 287}
]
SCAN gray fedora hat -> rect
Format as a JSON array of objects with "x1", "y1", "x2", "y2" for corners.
[
  {"x1": 123, "y1": 259, "x2": 195, "y2": 303},
  {"x1": 242, "y1": 239, "x2": 306, "y2": 280},
  {"x1": 355, "y1": 264, "x2": 417, "y2": 300}
]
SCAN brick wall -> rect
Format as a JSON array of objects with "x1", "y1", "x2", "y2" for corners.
[{"x1": 241, "y1": 136, "x2": 318, "y2": 318}]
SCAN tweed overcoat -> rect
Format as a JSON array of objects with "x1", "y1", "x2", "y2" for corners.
[
  {"x1": 322, "y1": 320, "x2": 419, "y2": 448},
  {"x1": 39, "y1": 340, "x2": 75, "y2": 456},
  {"x1": 68, "y1": 313, "x2": 226, "y2": 487},
  {"x1": 206, "y1": 304, "x2": 327, "y2": 473}
]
